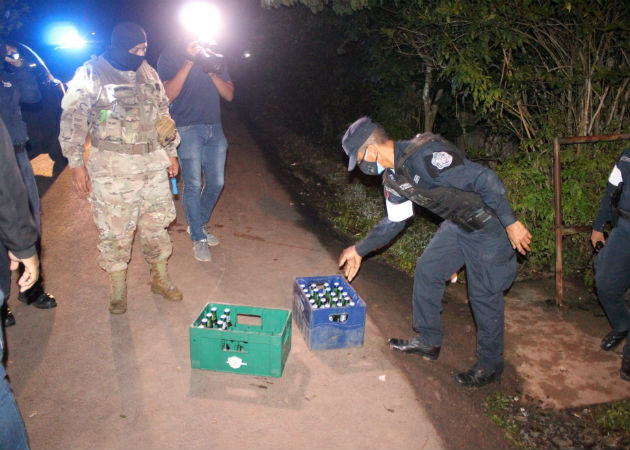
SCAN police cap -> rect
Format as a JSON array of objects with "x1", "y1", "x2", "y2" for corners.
[{"x1": 342, "y1": 116, "x2": 377, "y2": 171}]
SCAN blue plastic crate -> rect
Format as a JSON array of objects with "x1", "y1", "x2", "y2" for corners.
[{"x1": 292, "y1": 275, "x2": 366, "y2": 351}]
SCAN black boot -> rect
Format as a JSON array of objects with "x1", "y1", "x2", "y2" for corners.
[
  {"x1": 1, "y1": 303, "x2": 16, "y2": 327},
  {"x1": 600, "y1": 330, "x2": 629, "y2": 351},
  {"x1": 388, "y1": 336, "x2": 440, "y2": 360},
  {"x1": 18, "y1": 279, "x2": 57, "y2": 309},
  {"x1": 454, "y1": 365, "x2": 502, "y2": 388}
]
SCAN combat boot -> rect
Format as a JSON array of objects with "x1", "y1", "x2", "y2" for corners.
[
  {"x1": 109, "y1": 270, "x2": 127, "y2": 314},
  {"x1": 150, "y1": 260, "x2": 183, "y2": 302}
]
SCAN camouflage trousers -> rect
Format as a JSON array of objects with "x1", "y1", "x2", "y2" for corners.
[{"x1": 89, "y1": 170, "x2": 176, "y2": 273}]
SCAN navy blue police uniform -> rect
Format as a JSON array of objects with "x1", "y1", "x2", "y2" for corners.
[
  {"x1": 355, "y1": 138, "x2": 518, "y2": 373},
  {"x1": 592, "y1": 147, "x2": 630, "y2": 361}
]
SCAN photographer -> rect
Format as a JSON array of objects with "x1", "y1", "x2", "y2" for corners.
[{"x1": 157, "y1": 40, "x2": 234, "y2": 262}]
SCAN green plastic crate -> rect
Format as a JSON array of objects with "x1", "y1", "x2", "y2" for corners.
[{"x1": 189, "y1": 303, "x2": 292, "y2": 377}]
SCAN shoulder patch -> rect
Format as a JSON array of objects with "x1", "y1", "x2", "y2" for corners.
[
  {"x1": 431, "y1": 151, "x2": 453, "y2": 170},
  {"x1": 423, "y1": 150, "x2": 463, "y2": 178}
]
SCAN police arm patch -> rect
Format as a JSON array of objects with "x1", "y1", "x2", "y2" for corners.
[
  {"x1": 431, "y1": 151, "x2": 453, "y2": 170},
  {"x1": 424, "y1": 151, "x2": 463, "y2": 178}
]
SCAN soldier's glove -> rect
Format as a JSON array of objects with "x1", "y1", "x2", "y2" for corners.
[{"x1": 156, "y1": 115, "x2": 177, "y2": 147}]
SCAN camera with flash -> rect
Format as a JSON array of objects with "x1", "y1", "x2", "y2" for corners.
[{"x1": 194, "y1": 45, "x2": 225, "y2": 74}]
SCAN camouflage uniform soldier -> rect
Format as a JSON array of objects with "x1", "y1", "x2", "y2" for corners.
[{"x1": 59, "y1": 22, "x2": 182, "y2": 314}]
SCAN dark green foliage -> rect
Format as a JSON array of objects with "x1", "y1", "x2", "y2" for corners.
[
  {"x1": 492, "y1": 142, "x2": 623, "y2": 279},
  {"x1": 238, "y1": 0, "x2": 629, "y2": 281}
]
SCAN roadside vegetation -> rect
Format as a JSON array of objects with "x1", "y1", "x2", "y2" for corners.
[{"x1": 235, "y1": 0, "x2": 629, "y2": 285}]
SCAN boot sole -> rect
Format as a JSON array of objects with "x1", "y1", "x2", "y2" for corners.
[
  {"x1": 151, "y1": 286, "x2": 183, "y2": 301},
  {"x1": 109, "y1": 305, "x2": 127, "y2": 314}
]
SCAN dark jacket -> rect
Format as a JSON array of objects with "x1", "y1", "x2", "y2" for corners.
[
  {"x1": 356, "y1": 139, "x2": 517, "y2": 257},
  {"x1": 593, "y1": 147, "x2": 630, "y2": 231},
  {"x1": 0, "y1": 117, "x2": 38, "y2": 258},
  {"x1": 0, "y1": 65, "x2": 41, "y2": 145}
]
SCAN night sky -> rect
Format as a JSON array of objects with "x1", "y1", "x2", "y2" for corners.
[{"x1": 13, "y1": 0, "x2": 258, "y2": 81}]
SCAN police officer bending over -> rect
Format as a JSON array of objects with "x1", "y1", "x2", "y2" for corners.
[
  {"x1": 338, "y1": 117, "x2": 532, "y2": 388},
  {"x1": 590, "y1": 146, "x2": 630, "y2": 382}
]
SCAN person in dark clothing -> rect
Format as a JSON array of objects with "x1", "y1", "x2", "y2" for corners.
[
  {"x1": 0, "y1": 116, "x2": 39, "y2": 450},
  {"x1": 590, "y1": 146, "x2": 630, "y2": 382},
  {"x1": 338, "y1": 117, "x2": 532, "y2": 388},
  {"x1": 0, "y1": 39, "x2": 56, "y2": 328}
]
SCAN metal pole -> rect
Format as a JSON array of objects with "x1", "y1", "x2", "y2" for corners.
[
  {"x1": 553, "y1": 138, "x2": 564, "y2": 308},
  {"x1": 557, "y1": 133, "x2": 629, "y2": 145}
]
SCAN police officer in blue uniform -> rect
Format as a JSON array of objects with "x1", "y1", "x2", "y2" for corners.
[
  {"x1": 590, "y1": 146, "x2": 630, "y2": 382},
  {"x1": 338, "y1": 117, "x2": 532, "y2": 387},
  {"x1": 0, "y1": 39, "x2": 57, "y2": 328}
]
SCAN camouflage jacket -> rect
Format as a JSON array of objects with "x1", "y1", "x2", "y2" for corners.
[{"x1": 59, "y1": 56, "x2": 179, "y2": 175}]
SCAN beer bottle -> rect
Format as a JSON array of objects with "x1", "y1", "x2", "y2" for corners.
[
  {"x1": 201, "y1": 318, "x2": 209, "y2": 328},
  {"x1": 223, "y1": 309, "x2": 232, "y2": 328},
  {"x1": 210, "y1": 307, "x2": 218, "y2": 322}
]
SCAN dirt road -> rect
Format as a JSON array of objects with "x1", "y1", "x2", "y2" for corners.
[
  {"x1": 6, "y1": 109, "x2": 443, "y2": 449},
  {"x1": 5, "y1": 107, "x2": 628, "y2": 450}
]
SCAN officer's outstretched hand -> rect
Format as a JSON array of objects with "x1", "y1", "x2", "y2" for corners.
[
  {"x1": 506, "y1": 220, "x2": 532, "y2": 255},
  {"x1": 339, "y1": 245, "x2": 362, "y2": 282}
]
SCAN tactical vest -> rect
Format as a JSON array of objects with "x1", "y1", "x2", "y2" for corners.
[
  {"x1": 611, "y1": 182, "x2": 630, "y2": 226},
  {"x1": 88, "y1": 56, "x2": 161, "y2": 153},
  {"x1": 382, "y1": 133, "x2": 497, "y2": 232}
]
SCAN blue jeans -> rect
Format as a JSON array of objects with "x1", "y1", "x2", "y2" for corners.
[
  {"x1": 1, "y1": 292, "x2": 30, "y2": 450},
  {"x1": 177, "y1": 124, "x2": 227, "y2": 242}
]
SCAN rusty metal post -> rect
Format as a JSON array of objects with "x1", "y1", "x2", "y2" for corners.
[{"x1": 553, "y1": 138, "x2": 564, "y2": 308}]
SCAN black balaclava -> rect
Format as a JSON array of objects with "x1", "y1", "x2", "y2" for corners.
[{"x1": 104, "y1": 22, "x2": 147, "y2": 71}]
